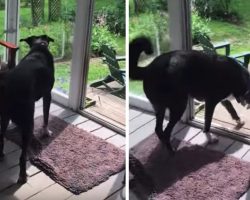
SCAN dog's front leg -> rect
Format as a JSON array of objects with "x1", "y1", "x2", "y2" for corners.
[
  {"x1": 221, "y1": 100, "x2": 245, "y2": 128},
  {"x1": 0, "y1": 115, "x2": 10, "y2": 161},
  {"x1": 42, "y1": 93, "x2": 52, "y2": 136},
  {"x1": 204, "y1": 101, "x2": 219, "y2": 144}
]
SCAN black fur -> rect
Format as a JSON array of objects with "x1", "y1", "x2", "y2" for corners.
[
  {"x1": 0, "y1": 35, "x2": 55, "y2": 183},
  {"x1": 130, "y1": 37, "x2": 250, "y2": 153}
]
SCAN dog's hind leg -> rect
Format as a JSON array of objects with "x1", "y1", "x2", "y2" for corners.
[
  {"x1": 0, "y1": 116, "x2": 10, "y2": 161},
  {"x1": 17, "y1": 104, "x2": 34, "y2": 184},
  {"x1": 221, "y1": 100, "x2": 245, "y2": 128},
  {"x1": 42, "y1": 93, "x2": 52, "y2": 136},
  {"x1": 154, "y1": 106, "x2": 166, "y2": 140},
  {"x1": 162, "y1": 100, "x2": 187, "y2": 153},
  {"x1": 204, "y1": 101, "x2": 219, "y2": 144}
]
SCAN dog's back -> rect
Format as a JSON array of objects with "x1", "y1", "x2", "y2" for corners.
[
  {"x1": 130, "y1": 37, "x2": 249, "y2": 102},
  {"x1": 5, "y1": 44, "x2": 54, "y2": 102}
]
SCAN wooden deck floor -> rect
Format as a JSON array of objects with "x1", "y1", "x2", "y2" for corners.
[
  {"x1": 85, "y1": 86, "x2": 125, "y2": 131},
  {"x1": 0, "y1": 101, "x2": 125, "y2": 200},
  {"x1": 196, "y1": 99, "x2": 250, "y2": 137},
  {"x1": 129, "y1": 107, "x2": 250, "y2": 200}
]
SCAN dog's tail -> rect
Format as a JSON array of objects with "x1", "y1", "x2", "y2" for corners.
[{"x1": 129, "y1": 37, "x2": 153, "y2": 80}]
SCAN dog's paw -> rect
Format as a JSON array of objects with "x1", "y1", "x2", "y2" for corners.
[
  {"x1": 205, "y1": 133, "x2": 219, "y2": 144},
  {"x1": 17, "y1": 176, "x2": 27, "y2": 184},
  {"x1": 41, "y1": 127, "x2": 52, "y2": 137},
  {"x1": 235, "y1": 119, "x2": 245, "y2": 130}
]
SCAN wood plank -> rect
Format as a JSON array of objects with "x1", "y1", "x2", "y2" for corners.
[
  {"x1": 107, "y1": 134, "x2": 125, "y2": 148},
  {"x1": 26, "y1": 183, "x2": 72, "y2": 200},
  {"x1": 129, "y1": 113, "x2": 155, "y2": 133},
  {"x1": 0, "y1": 172, "x2": 54, "y2": 200},
  {"x1": 130, "y1": 119, "x2": 156, "y2": 148},
  {"x1": 189, "y1": 132, "x2": 213, "y2": 147},
  {"x1": 225, "y1": 141, "x2": 250, "y2": 159},
  {"x1": 86, "y1": 87, "x2": 125, "y2": 127},
  {"x1": 239, "y1": 189, "x2": 250, "y2": 200},
  {"x1": 0, "y1": 165, "x2": 20, "y2": 191},
  {"x1": 130, "y1": 119, "x2": 185, "y2": 148},
  {"x1": 3, "y1": 139, "x2": 19, "y2": 155},
  {"x1": 66, "y1": 171, "x2": 125, "y2": 200},
  {"x1": 51, "y1": 108, "x2": 75, "y2": 119},
  {"x1": 64, "y1": 114, "x2": 89, "y2": 125},
  {"x1": 174, "y1": 126, "x2": 201, "y2": 142},
  {"x1": 0, "y1": 150, "x2": 21, "y2": 173},
  {"x1": 105, "y1": 188, "x2": 125, "y2": 200},
  {"x1": 206, "y1": 136, "x2": 234, "y2": 152},
  {"x1": 129, "y1": 108, "x2": 142, "y2": 121},
  {"x1": 91, "y1": 127, "x2": 117, "y2": 140},
  {"x1": 77, "y1": 120, "x2": 102, "y2": 132}
]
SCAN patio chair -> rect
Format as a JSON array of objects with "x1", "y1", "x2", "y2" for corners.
[
  {"x1": 90, "y1": 45, "x2": 126, "y2": 97},
  {"x1": 197, "y1": 35, "x2": 250, "y2": 67},
  {"x1": 0, "y1": 40, "x2": 18, "y2": 81},
  {"x1": 0, "y1": 40, "x2": 19, "y2": 71}
]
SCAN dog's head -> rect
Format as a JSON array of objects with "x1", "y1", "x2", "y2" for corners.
[{"x1": 20, "y1": 35, "x2": 54, "y2": 48}]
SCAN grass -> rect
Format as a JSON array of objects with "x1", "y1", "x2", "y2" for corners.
[{"x1": 54, "y1": 58, "x2": 124, "y2": 95}]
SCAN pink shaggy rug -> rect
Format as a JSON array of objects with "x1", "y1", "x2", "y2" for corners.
[
  {"x1": 130, "y1": 133, "x2": 250, "y2": 200},
  {"x1": 6, "y1": 115, "x2": 125, "y2": 195}
]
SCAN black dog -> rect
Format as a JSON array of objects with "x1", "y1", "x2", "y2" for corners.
[
  {"x1": 0, "y1": 35, "x2": 55, "y2": 183},
  {"x1": 130, "y1": 37, "x2": 250, "y2": 153}
]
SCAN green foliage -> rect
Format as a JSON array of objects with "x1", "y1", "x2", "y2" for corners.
[
  {"x1": 19, "y1": 22, "x2": 73, "y2": 60},
  {"x1": 130, "y1": 0, "x2": 167, "y2": 15},
  {"x1": 192, "y1": 12, "x2": 211, "y2": 45},
  {"x1": 61, "y1": 0, "x2": 76, "y2": 22},
  {"x1": 91, "y1": 25, "x2": 117, "y2": 56},
  {"x1": 0, "y1": 0, "x2": 4, "y2": 10},
  {"x1": 94, "y1": 0, "x2": 125, "y2": 36},
  {"x1": 193, "y1": 0, "x2": 241, "y2": 23},
  {"x1": 129, "y1": 12, "x2": 169, "y2": 52}
]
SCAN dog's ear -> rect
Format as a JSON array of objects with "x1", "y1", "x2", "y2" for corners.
[
  {"x1": 41, "y1": 35, "x2": 54, "y2": 43},
  {"x1": 47, "y1": 36, "x2": 54, "y2": 42},
  {"x1": 20, "y1": 36, "x2": 35, "y2": 47}
]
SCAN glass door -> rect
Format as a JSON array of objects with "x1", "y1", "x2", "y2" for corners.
[
  {"x1": 129, "y1": 0, "x2": 170, "y2": 112},
  {"x1": 18, "y1": 0, "x2": 77, "y2": 105},
  {"x1": 190, "y1": 0, "x2": 250, "y2": 138},
  {"x1": 78, "y1": 0, "x2": 126, "y2": 133}
]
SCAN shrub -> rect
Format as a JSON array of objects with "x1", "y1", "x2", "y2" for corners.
[
  {"x1": 129, "y1": 12, "x2": 169, "y2": 53},
  {"x1": 192, "y1": 0, "x2": 241, "y2": 23},
  {"x1": 131, "y1": 0, "x2": 167, "y2": 15},
  {"x1": 192, "y1": 12, "x2": 211, "y2": 45},
  {"x1": 94, "y1": 0, "x2": 125, "y2": 36},
  {"x1": 91, "y1": 25, "x2": 117, "y2": 56},
  {"x1": 18, "y1": 22, "x2": 73, "y2": 60},
  {"x1": 61, "y1": 1, "x2": 76, "y2": 22}
]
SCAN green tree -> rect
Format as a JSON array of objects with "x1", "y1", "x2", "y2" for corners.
[
  {"x1": 31, "y1": 0, "x2": 45, "y2": 26},
  {"x1": 49, "y1": 0, "x2": 61, "y2": 21}
]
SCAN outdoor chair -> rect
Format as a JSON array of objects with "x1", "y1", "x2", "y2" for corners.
[
  {"x1": 197, "y1": 35, "x2": 250, "y2": 68},
  {"x1": 90, "y1": 45, "x2": 126, "y2": 98},
  {"x1": 0, "y1": 40, "x2": 19, "y2": 71}
]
